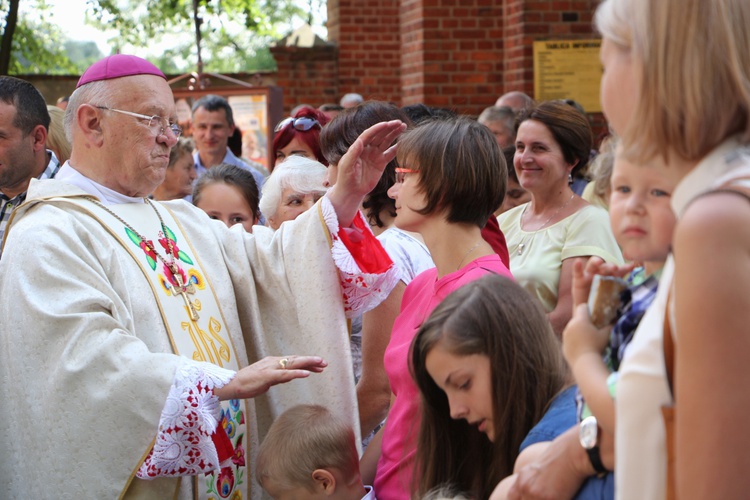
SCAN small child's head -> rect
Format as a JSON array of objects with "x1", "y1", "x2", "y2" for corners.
[
  {"x1": 608, "y1": 144, "x2": 677, "y2": 274},
  {"x1": 256, "y1": 405, "x2": 364, "y2": 500},
  {"x1": 192, "y1": 163, "x2": 260, "y2": 233}
]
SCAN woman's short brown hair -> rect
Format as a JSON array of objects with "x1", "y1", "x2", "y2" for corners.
[
  {"x1": 595, "y1": 0, "x2": 750, "y2": 164},
  {"x1": 396, "y1": 117, "x2": 507, "y2": 228},
  {"x1": 516, "y1": 100, "x2": 593, "y2": 178}
]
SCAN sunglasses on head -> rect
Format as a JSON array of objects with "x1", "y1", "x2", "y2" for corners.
[{"x1": 274, "y1": 116, "x2": 321, "y2": 133}]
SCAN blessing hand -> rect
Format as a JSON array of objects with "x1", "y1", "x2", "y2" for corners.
[
  {"x1": 327, "y1": 120, "x2": 407, "y2": 227},
  {"x1": 214, "y1": 355, "x2": 327, "y2": 401}
]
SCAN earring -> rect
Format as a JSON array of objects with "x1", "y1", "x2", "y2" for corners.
[{"x1": 568, "y1": 173, "x2": 573, "y2": 184}]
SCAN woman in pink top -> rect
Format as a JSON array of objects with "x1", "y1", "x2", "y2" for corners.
[{"x1": 360, "y1": 117, "x2": 513, "y2": 499}]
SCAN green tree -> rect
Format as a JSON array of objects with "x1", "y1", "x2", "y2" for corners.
[
  {"x1": 0, "y1": 0, "x2": 84, "y2": 75},
  {"x1": 89, "y1": 0, "x2": 314, "y2": 73}
]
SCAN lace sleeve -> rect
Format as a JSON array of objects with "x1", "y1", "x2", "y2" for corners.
[
  {"x1": 321, "y1": 196, "x2": 401, "y2": 318},
  {"x1": 137, "y1": 359, "x2": 236, "y2": 479}
]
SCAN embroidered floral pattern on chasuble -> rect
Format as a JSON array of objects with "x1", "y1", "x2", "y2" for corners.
[{"x1": 95, "y1": 202, "x2": 249, "y2": 500}]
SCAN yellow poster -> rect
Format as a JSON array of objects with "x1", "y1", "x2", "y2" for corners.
[
  {"x1": 533, "y1": 40, "x2": 602, "y2": 113},
  {"x1": 229, "y1": 95, "x2": 270, "y2": 170}
]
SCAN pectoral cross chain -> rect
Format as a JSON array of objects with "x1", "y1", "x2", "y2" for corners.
[{"x1": 169, "y1": 265, "x2": 199, "y2": 321}]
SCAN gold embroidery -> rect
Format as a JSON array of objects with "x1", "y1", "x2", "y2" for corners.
[{"x1": 182, "y1": 316, "x2": 231, "y2": 367}]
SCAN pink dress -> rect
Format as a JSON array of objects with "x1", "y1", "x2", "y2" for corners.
[{"x1": 373, "y1": 254, "x2": 513, "y2": 499}]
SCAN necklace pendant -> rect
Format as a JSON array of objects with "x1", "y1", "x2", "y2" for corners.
[
  {"x1": 169, "y1": 264, "x2": 200, "y2": 321},
  {"x1": 517, "y1": 243, "x2": 525, "y2": 255}
]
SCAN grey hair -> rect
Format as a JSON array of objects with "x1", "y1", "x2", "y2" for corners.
[
  {"x1": 64, "y1": 80, "x2": 116, "y2": 143},
  {"x1": 478, "y1": 105, "x2": 515, "y2": 132},
  {"x1": 339, "y1": 93, "x2": 363, "y2": 107},
  {"x1": 258, "y1": 155, "x2": 328, "y2": 220}
]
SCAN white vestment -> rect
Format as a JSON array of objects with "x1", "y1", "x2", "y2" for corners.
[{"x1": 0, "y1": 177, "x2": 395, "y2": 499}]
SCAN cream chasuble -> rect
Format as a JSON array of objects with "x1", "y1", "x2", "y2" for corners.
[
  {"x1": 0, "y1": 178, "x2": 377, "y2": 499},
  {"x1": 61, "y1": 196, "x2": 250, "y2": 500}
]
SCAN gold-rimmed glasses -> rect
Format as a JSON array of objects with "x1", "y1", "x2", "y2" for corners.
[{"x1": 95, "y1": 106, "x2": 182, "y2": 138}]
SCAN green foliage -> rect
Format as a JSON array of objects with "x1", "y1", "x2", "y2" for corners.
[
  {"x1": 0, "y1": 0, "x2": 84, "y2": 74},
  {"x1": 0, "y1": 0, "x2": 325, "y2": 75},
  {"x1": 88, "y1": 0, "x2": 312, "y2": 72}
]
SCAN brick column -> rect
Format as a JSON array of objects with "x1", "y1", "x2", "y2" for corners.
[
  {"x1": 400, "y1": 0, "x2": 505, "y2": 117},
  {"x1": 327, "y1": 0, "x2": 402, "y2": 104}
]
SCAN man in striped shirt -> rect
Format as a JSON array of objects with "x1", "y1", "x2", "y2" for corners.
[{"x1": 0, "y1": 76, "x2": 60, "y2": 257}]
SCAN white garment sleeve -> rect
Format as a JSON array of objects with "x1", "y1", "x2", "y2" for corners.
[
  {"x1": 320, "y1": 196, "x2": 401, "y2": 318},
  {"x1": 137, "y1": 359, "x2": 235, "y2": 479}
]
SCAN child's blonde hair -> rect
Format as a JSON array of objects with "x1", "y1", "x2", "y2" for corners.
[{"x1": 256, "y1": 404, "x2": 359, "y2": 492}]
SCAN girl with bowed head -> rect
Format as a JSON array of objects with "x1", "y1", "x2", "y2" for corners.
[
  {"x1": 411, "y1": 274, "x2": 574, "y2": 499},
  {"x1": 272, "y1": 106, "x2": 329, "y2": 169},
  {"x1": 498, "y1": 101, "x2": 622, "y2": 336},
  {"x1": 509, "y1": 1, "x2": 750, "y2": 499},
  {"x1": 360, "y1": 117, "x2": 512, "y2": 499}
]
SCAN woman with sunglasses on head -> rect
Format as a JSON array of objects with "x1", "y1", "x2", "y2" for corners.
[
  {"x1": 356, "y1": 117, "x2": 512, "y2": 500},
  {"x1": 272, "y1": 106, "x2": 329, "y2": 170}
]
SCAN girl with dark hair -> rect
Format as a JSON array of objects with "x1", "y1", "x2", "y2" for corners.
[
  {"x1": 192, "y1": 163, "x2": 260, "y2": 232},
  {"x1": 411, "y1": 274, "x2": 572, "y2": 499},
  {"x1": 272, "y1": 106, "x2": 330, "y2": 169}
]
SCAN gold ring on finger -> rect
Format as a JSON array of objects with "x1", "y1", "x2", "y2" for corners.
[{"x1": 279, "y1": 358, "x2": 289, "y2": 370}]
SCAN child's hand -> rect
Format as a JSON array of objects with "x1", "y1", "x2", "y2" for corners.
[
  {"x1": 562, "y1": 303, "x2": 611, "y2": 366},
  {"x1": 571, "y1": 258, "x2": 636, "y2": 309}
]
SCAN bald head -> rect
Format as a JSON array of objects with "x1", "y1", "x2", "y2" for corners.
[{"x1": 495, "y1": 91, "x2": 535, "y2": 113}]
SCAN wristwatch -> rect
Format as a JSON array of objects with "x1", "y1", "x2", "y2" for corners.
[{"x1": 579, "y1": 416, "x2": 608, "y2": 475}]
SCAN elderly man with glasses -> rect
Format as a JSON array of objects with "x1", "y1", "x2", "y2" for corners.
[{"x1": 0, "y1": 54, "x2": 403, "y2": 499}]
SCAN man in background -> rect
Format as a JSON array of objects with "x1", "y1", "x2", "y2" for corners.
[
  {"x1": 340, "y1": 92, "x2": 363, "y2": 109},
  {"x1": 0, "y1": 76, "x2": 60, "y2": 255},
  {"x1": 495, "y1": 90, "x2": 535, "y2": 113},
  {"x1": 191, "y1": 94, "x2": 266, "y2": 190}
]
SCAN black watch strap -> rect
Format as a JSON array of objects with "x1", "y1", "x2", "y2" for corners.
[{"x1": 585, "y1": 445, "x2": 608, "y2": 475}]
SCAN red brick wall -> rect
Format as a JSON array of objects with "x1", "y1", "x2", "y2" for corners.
[
  {"x1": 503, "y1": 0, "x2": 598, "y2": 95},
  {"x1": 272, "y1": 0, "x2": 604, "y2": 125},
  {"x1": 327, "y1": 0, "x2": 402, "y2": 104},
  {"x1": 269, "y1": 45, "x2": 339, "y2": 114},
  {"x1": 399, "y1": 0, "x2": 505, "y2": 117}
]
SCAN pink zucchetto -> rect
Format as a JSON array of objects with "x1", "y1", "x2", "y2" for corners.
[{"x1": 76, "y1": 54, "x2": 166, "y2": 88}]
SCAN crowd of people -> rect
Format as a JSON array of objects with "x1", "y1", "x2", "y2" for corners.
[{"x1": 0, "y1": 0, "x2": 749, "y2": 498}]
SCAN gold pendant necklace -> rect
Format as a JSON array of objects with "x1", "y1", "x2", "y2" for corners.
[
  {"x1": 517, "y1": 193, "x2": 575, "y2": 256},
  {"x1": 86, "y1": 196, "x2": 200, "y2": 321}
]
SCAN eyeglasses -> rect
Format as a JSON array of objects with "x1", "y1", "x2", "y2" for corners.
[
  {"x1": 274, "y1": 116, "x2": 321, "y2": 133},
  {"x1": 395, "y1": 167, "x2": 418, "y2": 184},
  {"x1": 95, "y1": 106, "x2": 182, "y2": 138}
]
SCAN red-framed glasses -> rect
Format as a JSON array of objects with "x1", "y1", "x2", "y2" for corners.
[
  {"x1": 395, "y1": 167, "x2": 418, "y2": 184},
  {"x1": 274, "y1": 116, "x2": 321, "y2": 133}
]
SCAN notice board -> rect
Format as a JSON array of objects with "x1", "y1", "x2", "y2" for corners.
[{"x1": 533, "y1": 40, "x2": 602, "y2": 113}]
